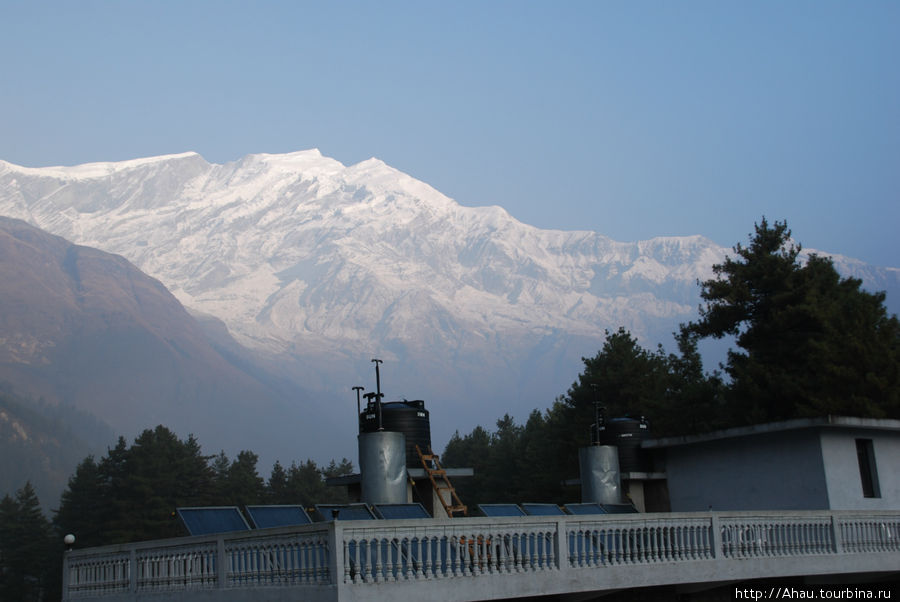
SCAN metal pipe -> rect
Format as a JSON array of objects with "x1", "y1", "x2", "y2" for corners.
[
  {"x1": 353, "y1": 386, "x2": 365, "y2": 425},
  {"x1": 372, "y1": 358, "x2": 384, "y2": 430}
]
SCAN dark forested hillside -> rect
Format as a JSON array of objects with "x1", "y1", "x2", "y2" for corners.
[{"x1": 0, "y1": 386, "x2": 112, "y2": 508}]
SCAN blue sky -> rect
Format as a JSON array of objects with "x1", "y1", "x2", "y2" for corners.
[{"x1": 3, "y1": 1, "x2": 898, "y2": 267}]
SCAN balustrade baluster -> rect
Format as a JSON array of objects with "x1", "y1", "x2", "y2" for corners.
[
  {"x1": 609, "y1": 528, "x2": 618, "y2": 564},
  {"x1": 633, "y1": 528, "x2": 641, "y2": 563},
  {"x1": 812, "y1": 522, "x2": 822, "y2": 554},
  {"x1": 861, "y1": 522, "x2": 869, "y2": 552},
  {"x1": 658, "y1": 525, "x2": 666, "y2": 561},
  {"x1": 587, "y1": 528, "x2": 597, "y2": 567},
  {"x1": 594, "y1": 528, "x2": 603, "y2": 567},
  {"x1": 387, "y1": 538, "x2": 397, "y2": 582},
  {"x1": 514, "y1": 532, "x2": 524, "y2": 572},
  {"x1": 370, "y1": 538, "x2": 380, "y2": 582},
  {"x1": 451, "y1": 536, "x2": 460, "y2": 577},
  {"x1": 855, "y1": 522, "x2": 866, "y2": 553},
  {"x1": 404, "y1": 537, "x2": 413, "y2": 580},
  {"x1": 414, "y1": 536, "x2": 424, "y2": 580},
  {"x1": 803, "y1": 522, "x2": 818, "y2": 554},
  {"x1": 439, "y1": 535, "x2": 449, "y2": 578},
  {"x1": 642, "y1": 527, "x2": 650, "y2": 563},
  {"x1": 571, "y1": 529, "x2": 580, "y2": 568},
  {"x1": 510, "y1": 532, "x2": 519, "y2": 573},
  {"x1": 458, "y1": 535, "x2": 468, "y2": 576},
  {"x1": 865, "y1": 521, "x2": 876, "y2": 552},
  {"x1": 582, "y1": 528, "x2": 590, "y2": 567}
]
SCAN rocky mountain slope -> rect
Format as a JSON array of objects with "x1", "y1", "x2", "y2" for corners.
[
  {"x1": 1, "y1": 152, "x2": 897, "y2": 449},
  {"x1": 0, "y1": 217, "x2": 330, "y2": 466}
]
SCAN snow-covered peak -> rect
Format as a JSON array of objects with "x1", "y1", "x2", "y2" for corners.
[
  {"x1": 0, "y1": 152, "x2": 204, "y2": 180},
  {"x1": 1, "y1": 148, "x2": 895, "y2": 358},
  {"x1": 235, "y1": 149, "x2": 346, "y2": 176}
]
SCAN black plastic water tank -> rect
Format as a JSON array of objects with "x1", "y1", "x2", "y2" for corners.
[
  {"x1": 359, "y1": 400, "x2": 431, "y2": 467},
  {"x1": 597, "y1": 417, "x2": 651, "y2": 473}
]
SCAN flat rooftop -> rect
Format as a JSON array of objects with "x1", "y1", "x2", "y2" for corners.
[{"x1": 643, "y1": 415, "x2": 900, "y2": 449}]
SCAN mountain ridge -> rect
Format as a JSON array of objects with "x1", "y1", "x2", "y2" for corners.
[{"x1": 2, "y1": 151, "x2": 897, "y2": 451}]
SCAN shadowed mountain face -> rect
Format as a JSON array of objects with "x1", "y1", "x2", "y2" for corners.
[
  {"x1": 0, "y1": 217, "x2": 333, "y2": 467},
  {"x1": 1, "y1": 152, "x2": 898, "y2": 452}
]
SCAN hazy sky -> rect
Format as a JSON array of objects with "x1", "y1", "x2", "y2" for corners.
[{"x1": 3, "y1": 1, "x2": 898, "y2": 267}]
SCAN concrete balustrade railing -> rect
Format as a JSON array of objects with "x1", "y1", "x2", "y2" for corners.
[{"x1": 62, "y1": 511, "x2": 900, "y2": 601}]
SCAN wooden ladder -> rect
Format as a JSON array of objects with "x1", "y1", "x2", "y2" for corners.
[{"x1": 415, "y1": 445, "x2": 467, "y2": 517}]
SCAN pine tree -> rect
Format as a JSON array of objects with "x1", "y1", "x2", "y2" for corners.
[
  {"x1": 221, "y1": 451, "x2": 265, "y2": 507},
  {"x1": 681, "y1": 217, "x2": 900, "y2": 424},
  {"x1": 54, "y1": 457, "x2": 106, "y2": 549},
  {"x1": 0, "y1": 483, "x2": 53, "y2": 601},
  {"x1": 266, "y1": 461, "x2": 289, "y2": 504},
  {"x1": 285, "y1": 460, "x2": 328, "y2": 506}
]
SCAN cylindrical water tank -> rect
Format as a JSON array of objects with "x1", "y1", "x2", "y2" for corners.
[
  {"x1": 358, "y1": 431, "x2": 408, "y2": 505},
  {"x1": 359, "y1": 400, "x2": 431, "y2": 467},
  {"x1": 597, "y1": 417, "x2": 651, "y2": 473},
  {"x1": 579, "y1": 445, "x2": 621, "y2": 505}
]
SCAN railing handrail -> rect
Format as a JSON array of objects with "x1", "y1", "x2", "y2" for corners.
[
  {"x1": 64, "y1": 508, "x2": 900, "y2": 558},
  {"x1": 63, "y1": 509, "x2": 900, "y2": 600}
]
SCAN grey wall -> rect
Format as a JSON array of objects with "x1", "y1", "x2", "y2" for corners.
[
  {"x1": 664, "y1": 429, "x2": 829, "y2": 512},
  {"x1": 820, "y1": 429, "x2": 900, "y2": 510}
]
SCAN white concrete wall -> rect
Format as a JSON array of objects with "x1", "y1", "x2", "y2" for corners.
[
  {"x1": 820, "y1": 429, "x2": 900, "y2": 510},
  {"x1": 664, "y1": 429, "x2": 829, "y2": 512}
]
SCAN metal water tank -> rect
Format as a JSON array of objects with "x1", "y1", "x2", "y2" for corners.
[
  {"x1": 597, "y1": 417, "x2": 651, "y2": 473},
  {"x1": 359, "y1": 400, "x2": 431, "y2": 467}
]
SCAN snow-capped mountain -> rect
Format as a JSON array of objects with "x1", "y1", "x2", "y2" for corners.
[{"x1": 1, "y1": 151, "x2": 897, "y2": 451}]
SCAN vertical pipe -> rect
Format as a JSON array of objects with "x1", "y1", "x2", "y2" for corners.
[
  {"x1": 353, "y1": 386, "x2": 364, "y2": 431},
  {"x1": 372, "y1": 359, "x2": 384, "y2": 430}
]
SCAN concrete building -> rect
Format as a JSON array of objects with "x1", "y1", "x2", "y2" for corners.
[{"x1": 642, "y1": 416, "x2": 900, "y2": 512}]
